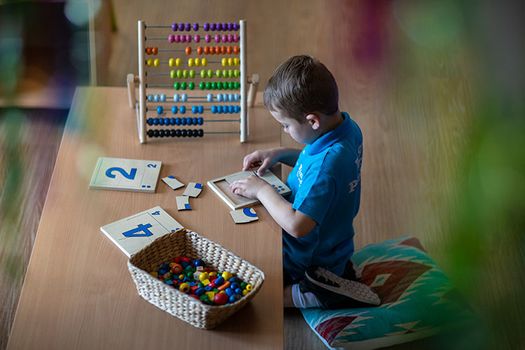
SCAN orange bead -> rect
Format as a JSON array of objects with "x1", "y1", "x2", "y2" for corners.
[
  {"x1": 152, "y1": 47, "x2": 158, "y2": 55},
  {"x1": 227, "y1": 46, "x2": 233, "y2": 54},
  {"x1": 204, "y1": 46, "x2": 210, "y2": 54},
  {"x1": 221, "y1": 46, "x2": 227, "y2": 54},
  {"x1": 215, "y1": 46, "x2": 221, "y2": 55},
  {"x1": 145, "y1": 47, "x2": 152, "y2": 55},
  {"x1": 185, "y1": 46, "x2": 192, "y2": 55},
  {"x1": 217, "y1": 281, "x2": 230, "y2": 291},
  {"x1": 233, "y1": 46, "x2": 239, "y2": 54},
  {"x1": 197, "y1": 46, "x2": 203, "y2": 55}
]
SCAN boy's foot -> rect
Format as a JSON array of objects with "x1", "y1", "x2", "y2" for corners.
[{"x1": 303, "y1": 266, "x2": 381, "y2": 309}]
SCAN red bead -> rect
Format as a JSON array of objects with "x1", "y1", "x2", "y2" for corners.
[
  {"x1": 152, "y1": 47, "x2": 158, "y2": 55},
  {"x1": 213, "y1": 293, "x2": 228, "y2": 305},
  {"x1": 173, "y1": 257, "x2": 182, "y2": 263},
  {"x1": 146, "y1": 47, "x2": 152, "y2": 55},
  {"x1": 181, "y1": 257, "x2": 191, "y2": 263}
]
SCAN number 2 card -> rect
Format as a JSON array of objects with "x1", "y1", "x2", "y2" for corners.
[{"x1": 89, "y1": 157, "x2": 162, "y2": 193}]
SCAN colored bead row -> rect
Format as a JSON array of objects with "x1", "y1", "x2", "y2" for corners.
[
  {"x1": 146, "y1": 58, "x2": 160, "y2": 67},
  {"x1": 220, "y1": 57, "x2": 240, "y2": 66},
  {"x1": 146, "y1": 93, "x2": 241, "y2": 102},
  {"x1": 187, "y1": 58, "x2": 208, "y2": 67},
  {"x1": 150, "y1": 257, "x2": 252, "y2": 305},
  {"x1": 197, "y1": 46, "x2": 240, "y2": 55},
  {"x1": 197, "y1": 81, "x2": 240, "y2": 90},
  {"x1": 145, "y1": 47, "x2": 158, "y2": 55},
  {"x1": 170, "y1": 22, "x2": 240, "y2": 32},
  {"x1": 147, "y1": 129, "x2": 204, "y2": 138},
  {"x1": 147, "y1": 117, "x2": 204, "y2": 126},
  {"x1": 210, "y1": 105, "x2": 241, "y2": 113},
  {"x1": 168, "y1": 33, "x2": 240, "y2": 44},
  {"x1": 170, "y1": 69, "x2": 240, "y2": 79},
  {"x1": 153, "y1": 105, "x2": 190, "y2": 114}
]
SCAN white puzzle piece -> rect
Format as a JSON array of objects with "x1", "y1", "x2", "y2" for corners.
[
  {"x1": 162, "y1": 175, "x2": 184, "y2": 190},
  {"x1": 100, "y1": 206, "x2": 183, "y2": 257},
  {"x1": 183, "y1": 182, "x2": 203, "y2": 197},
  {"x1": 89, "y1": 157, "x2": 161, "y2": 193},
  {"x1": 230, "y1": 207, "x2": 259, "y2": 224},
  {"x1": 176, "y1": 196, "x2": 191, "y2": 211}
]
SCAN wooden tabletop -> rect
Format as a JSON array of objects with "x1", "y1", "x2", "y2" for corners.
[{"x1": 7, "y1": 87, "x2": 283, "y2": 350}]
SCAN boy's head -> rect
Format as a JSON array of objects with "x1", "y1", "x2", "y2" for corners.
[{"x1": 263, "y1": 55, "x2": 340, "y2": 144}]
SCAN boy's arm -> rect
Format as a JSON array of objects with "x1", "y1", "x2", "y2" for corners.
[
  {"x1": 274, "y1": 148, "x2": 302, "y2": 168},
  {"x1": 256, "y1": 185, "x2": 316, "y2": 238}
]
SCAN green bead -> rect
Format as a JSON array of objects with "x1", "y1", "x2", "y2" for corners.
[
  {"x1": 189, "y1": 70, "x2": 195, "y2": 78},
  {"x1": 240, "y1": 282, "x2": 247, "y2": 289},
  {"x1": 212, "y1": 82, "x2": 217, "y2": 90},
  {"x1": 234, "y1": 70, "x2": 239, "y2": 78},
  {"x1": 200, "y1": 70, "x2": 206, "y2": 78},
  {"x1": 181, "y1": 82, "x2": 187, "y2": 90},
  {"x1": 207, "y1": 69, "x2": 213, "y2": 78},
  {"x1": 205, "y1": 81, "x2": 211, "y2": 89},
  {"x1": 183, "y1": 70, "x2": 188, "y2": 79},
  {"x1": 222, "y1": 70, "x2": 228, "y2": 78},
  {"x1": 215, "y1": 69, "x2": 221, "y2": 78},
  {"x1": 199, "y1": 82, "x2": 205, "y2": 90},
  {"x1": 189, "y1": 82, "x2": 195, "y2": 90},
  {"x1": 170, "y1": 70, "x2": 176, "y2": 79},
  {"x1": 234, "y1": 81, "x2": 240, "y2": 89},
  {"x1": 173, "y1": 82, "x2": 180, "y2": 90}
]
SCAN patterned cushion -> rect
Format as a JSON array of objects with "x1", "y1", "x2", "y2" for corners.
[{"x1": 301, "y1": 237, "x2": 474, "y2": 349}]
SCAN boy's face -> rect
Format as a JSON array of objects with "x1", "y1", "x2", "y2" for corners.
[{"x1": 270, "y1": 109, "x2": 317, "y2": 144}]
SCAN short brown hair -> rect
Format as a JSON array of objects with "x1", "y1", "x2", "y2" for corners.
[{"x1": 263, "y1": 55, "x2": 339, "y2": 121}]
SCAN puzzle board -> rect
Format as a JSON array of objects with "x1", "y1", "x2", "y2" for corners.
[
  {"x1": 89, "y1": 157, "x2": 162, "y2": 193},
  {"x1": 100, "y1": 206, "x2": 183, "y2": 257},
  {"x1": 207, "y1": 170, "x2": 291, "y2": 210}
]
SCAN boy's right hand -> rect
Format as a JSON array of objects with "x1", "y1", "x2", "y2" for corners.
[{"x1": 242, "y1": 148, "x2": 280, "y2": 176}]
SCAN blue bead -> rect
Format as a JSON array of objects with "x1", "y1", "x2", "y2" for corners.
[
  {"x1": 147, "y1": 95, "x2": 153, "y2": 102},
  {"x1": 181, "y1": 94, "x2": 188, "y2": 102},
  {"x1": 175, "y1": 118, "x2": 181, "y2": 125},
  {"x1": 153, "y1": 118, "x2": 159, "y2": 125},
  {"x1": 234, "y1": 288, "x2": 242, "y2": 295},
  {"x1": 154, "y1": 95, "x2": 160, "y2": 102},
  {"x1": 170, "y1": 118, "x2": 175, "y2": 125},
  {"x1": 181, "y1": 118, "x2": 187, "y2": 125},
  {"x1": 225, "y1": 288, "x2": 234, "y2": 296},
  {"x1": 206, "y1": 93, "x2": 213, "y2": 102},
  {"x1": 160, "y1": 94, "x2": 166, "y2": 102},
  {"x1": 180, "y1": 106, "x2": 186, "y2": 114},
  {"x1": 211, "y1": 105, "x2": 217, "y2": 114},
  {"x1": 164, "y1": 118, "x2": 170, "y2": 125},
  {"x1": 157, "y1": 106, "x2": 164, "y2": 115},
  {"x1": 147, "y1": 118, "x2": 153, "y2": 126},
  {"x1": 229, "y1": 295, "x2": 240, "y2": 303},
  {"x1": 230, "y1": 282, "x2": 240, "y2": 290},
  {"x1": 235, "y1": 105, "x2": 241, "y2": 113},
  {"x1": 197, "y1": 117, "x2": 203, "y2": 125},
  {"x1": 173, "y1": 94, "x2": 179, "y2": 102},
  {"x1": 214, "y1": 276, "x2": 224, "y2": 286},
  {"x1": 159, "y1": 118, "x2": 164, "y2": 125},
  {"x1": 193, "y1": 259, "x2": 204, "y2": 267},
  {"x1": 171, "y1": 106, "x2": 178, "y2": 114},
  {"x1": 195, "y1": 288, "x2": 205, "y2": 296},
  {"x1": 159, "y1": 268, "x2": 167, "y2": 275},
  {"x1": 185, "y1": 117, "x2": 191, "y2": 125},
  {"x1": 217, "y1": 94, "x2": 223, "y2": 102},
  {"x1": 198, "y1": 106, "x2": 204, "y2": 113},
  {"x1": 204, "y1": 285, "x2": 213, "y2": 291},
  {"x1": 227, "y1": 94, "x2": 232, "y2": 101},
  {"x1": 192, "y1": 106, "x2": 197, "y2": 113}
]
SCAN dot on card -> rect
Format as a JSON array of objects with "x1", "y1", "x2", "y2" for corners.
[
  {"x1": 176, "y1": 196, "x2": 191, "y2": 210},
  {"x1": 183, "y1": 182, "x2": 203, "y2": 197}
]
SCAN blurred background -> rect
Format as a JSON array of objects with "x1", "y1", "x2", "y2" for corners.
[{"x1": 0, "y1": 0, "x2": 523, "y2": 349}]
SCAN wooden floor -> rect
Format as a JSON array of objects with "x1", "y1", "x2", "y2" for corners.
[{"x1": 0, "y1": 1, "x2": 474, "y2": 349}]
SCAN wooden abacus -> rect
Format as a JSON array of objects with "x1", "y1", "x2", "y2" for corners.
[{"x1": 127, "y1": 20, "x2": 259, "y2": 144}]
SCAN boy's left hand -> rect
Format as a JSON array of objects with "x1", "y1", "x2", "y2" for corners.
[{"x1": 230, "y1": 175, "x2": 269, "y2": 199}]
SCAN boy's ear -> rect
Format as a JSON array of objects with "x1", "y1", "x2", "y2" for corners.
[{"x1": 305, "y1": 113, "x2": 321, "y2": 130}]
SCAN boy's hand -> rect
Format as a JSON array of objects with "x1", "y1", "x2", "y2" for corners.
[
  {"x1": 242, "y1": 149, "x2": 279, "y2": 176},
  {"x1": 230, "y1": 175, "x2": 270, "y2": 199}
]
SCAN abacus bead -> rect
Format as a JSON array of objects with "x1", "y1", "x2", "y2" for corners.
[
  {"x1": 152, "y1": 118, "x2": 159, "y2": 125},
  {"x1": 185, "y1": 46, "x2": 191, "y2": 55},
  {"x1": 194, "y1": 58, "x2": 200, "y2": 66},
  {"x1": 173, "y1": 93, "x2": 179, "y2": 102},
  {"x1": 185, "y1": 23, "x2": 191, "y2": 31},
  {"x1": 189, "y1": 70, "x2": 195, "y2": 78},
  {"x1": 188, "y1": 117, "x2": 194, "y2": 125},
  {"x1": 147, "y1": 118, "x2": 153, "y2": 125},
  {"x1": 221, "y1": 46, "x2": 227, "y2": 54},
  {"x1": 147, "y1": 95, "x2": 153, "y2": 102},
  {"x1": 227, "y1": 46, "x2": 232, "y2": 54},
  {"x1": 194, "y1": 34, "x2": 200, "y2": 42},
  {"x1": 234, "y1": 33, "x2": 240, "y2": 42},
  {"x1": 197, "y1": 46, "x2": 203, "y2": 55},
  {"x1": 201, "y1": 58, "x2": 207, "y2": 66},
  {"x1": 221, "y1": 58, "x2": 227, "y2": 66},
  {"x1": 234, "y1": 23, "x2": 240, "y2": 31},
  {"x1": 192, "y1": 129, "x2": 199, "y2": 137},
  {"x1": 180, "y1": 35, "x2": 186, "y2": 43},
  {"x1": 175, "y1": 58, "x2": 181, "y2": 66},
  {"x1": 193, "y1": 23, "x2": 199, "y2": 31},
  {"x1": 181, "y1": 118, "x2": 186, "y2": 125},
  {"x1": 211, "y1": 105, "x2": 217, "y2": 113},
  {"x1": 152, "y1": 47, "x2": 158, "y2": 55},
  {"x1": 217, "y1": 23, "x2": 223, "y2": 31},
  {"x1": 228, "y1": 57, "x2": 233, "y2": 66},
  {"x1": 214, "y1": 34, "x2": 221, "y2": 43},
  {"x1": 170, "y1": 129, "x2": 176, "y2": 137},
  {"x1": 175, "y1": 117, "x2": 181, "y2": 125},
  {"x1": 197, "y1": 117, "x2": 203, "y2": 125},
  {"x1": 215, "y1": 69, "x2": 220, "y2": 78},
  {"x1": 147, "y1": 129, "x2": 154, "y2": 137},
  {"x1": 187, "y1": 34, "x2": 192, "y2": 42},
  {"x1": 153, "y1": 58, "x2": 160, "y2": 66},
  {"x1": 146, "y1": 58, "x2": 152, "y2": 66},
  {"x1": 188, "y1": 82, "x2": 195, "y2": 90},
  {"x1": 171, "y1": 23, "x2": 177, "y2": 31},
  {"x1": 228, "y1": 34, "x2": 233, "y2": 43},
  {"x1": 198, "y1": 106, "x2": 204, "y2": 113},
  {"x1": 222, "y1": 70, "x2": 228, "y2": 78},
  {"x1": 160, "y1": 94, "x2": 166, "y2": 102},
  {"x1": 164, "y1": 118, "x2": 170, "y2": 125},
  {"x1": 173, "y1": 82, "x2": 180, "y2": 89},
  {"x1": 168, "y1": 58, "x2": 174, "y2": 67},
  {"x1": 181, "y1": 93, "x2": 188, "y2": 102},
  {"x1": 181, "y1": 81, "x2": 187, "y2": 90},
  {"x1": 235, "y1": 81, "x2": 240, "y2": 89},
  {"x1": 146, "y1": 47, "x2": 152, "y2": 55},
  {"x1": 182, "y1": 69, "x2": 188, "y2": 78},
  {"x1": 178, "y1": 23, "x2": 185, "y2": 31},
  {"x1": 236, "y1": 106, "x2": 241, "y2": 113},
  {"x1": 207, "y1": 93, "x2": 213, "y2": 102},
  {"x1": 203, "y1": 22, "x2": 210, "y2": 31},
  {"x1": 199, "y1": 82, "x2": 205, "y2": 89},
  {"x1": 175, "y1": 129, "x2": 182, "y2": 137},
  {"x1": 158, "y1": 118, "x2": 164, "y2": 125},
  {"x1": 205, "y1": 81, "x2": 211, "y2": 89},
  {"x1": 181, "y1": 129, "x2": 188, "y2": 137},
  {"x1": 172, "y1": 106, "x2": 178, "y2": 114},
  {"x1": 180, "y1": 105, "x2": 186, "y2": 113},
  {"x1": 174, "y1": 34, "x2": 180, "y2": 43},
  {"x1": 204, "y1": 46, "x2": 210, "y2": 54},
  {"x1": 153, "y1": 129, "x2": 160, "y2": 137},
  {"x1": 222, "y1": 34, "x2": 228, "y2": 43},
  {"x1": 157, "y1": 106, "x2": 164, "y2": 114},
  {"x1": 210, "y1": 23, "x2": 216, "y2": 31},
  {"x1": 198, "y1": 129, "x2": 204, "y2": 137},
  {"x1": 217, "y1": 94, "x2": 223, "y2": 102},
  {"x1": 228, "y1": 22, "x2": 234, "y2": 31},
  {"x1": 192, "y1": 106, "x2": 197, "y2": 113},
  {"x1": 205, "y1": 34, "x2": 211, "y2": 43},
  {"x1": 233, "y1": 46, "x2": 239, "y2": 54},
  {"x1": 175, "y1": 70, "x2": 181, "y2": 78}
]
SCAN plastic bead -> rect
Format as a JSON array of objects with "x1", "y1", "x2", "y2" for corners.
[
  {"x1": 186, "y1": 34, "x2": 192, "y2": 43},
  {"x1": 185, "y1": 22, "x2": 191, "y2": 31},
  {"x1": 205, "y1": 34, "x2": 211, "y2": 43},
  {"x1": 217, "y1": 94, "x2": 223, "y2": 102},
  {"x1": 160, "y1": 94, "x2": 166, "y2": 102},
  {"x1": 211, "y1": 105, "x2": 217, "y2": 114},
  {"x1": 229, "y1": 294, "x2": 241, "y2": 303},
  {"x1": 171, "y1": 22, "x2": 178, "y2": 31},
  {"x1": 147, "y1": 95, "x2": 153, "y2": 102},
  {"x1": 210, "y1": 23, "x2": 216, "y2": 31},
  {"x1": 194, "y1": 58, "x2": 200, "y2": 66},
  {"x1": 174, "y1": 34, "x2": 180, "y2": 43},
  {"x1": 207, "y1": 69, "x2": 212, "y2": 78},
  {"x1": 193, "y1": 23, "x2": 199, "y2": 31},
  {"x1": 175, "y1": 58, "x2": 181, "y2": 66},
  {"x1": 179, "y1": 282, "x2": 190, "y2": 293},
  {"x1": 182, "y1": 69, "x2": 188, "y2": 78},
  {"x1": 187, "y1": 58, "x2": 193, "y2": 67},
  {"x1": 214, "y1": 292, "x2": 228, "y2": 305},
  {"x1": 185, "y1": 46, "x2": 191, "y2": 55},
  {"x1": 199, "y1": 82, "x2": 205, "y2": 90},
  {"x1": 173, "y1": 82, "x2": 180, "y2": 90},
  {"x1": 221, "y1": 58, "x2": 227, "y2": 66},
  {"x1": 153, "y1": 58, "x2": 160, "y2": 67},
  {"x1": 171, "y1": 105, "x2": 178, "y2": 114},
  {"x1": 181, "y1": 94, "x2": 188, "y2": 102},
  {"x1": 189, "y1": 70, "x2": 195, "y2": 78},
  {"x1": 203, "y1": 22, "x2": 210, "y2": 31},
  {"x1": 180, "y1": 105, "x2": 186, "y2": 114},
  {"x1": 214, "y1": 34, "x2": 221, "y2": 43},
  {"x1": 164, "y1": 118, "x2": 170, "y2": 125},
  {"x1": 157, "y1": 106, "x2": 164, "y2": 115},
  {"x1": 175, "y1": 117, "x2": 181, "y2": 125},
  {"x1": 233, "y1": 46, "x2": 240, "y2": 54},
  {"x1": 168, "y1": 58, "x2": 175, "y2": 67},
  {"x1": 189, "y1": 82, "x2": 195, "y2": 90},
  {"x1": 197, "y1": 46, "x2": 203, "y2": 55}
]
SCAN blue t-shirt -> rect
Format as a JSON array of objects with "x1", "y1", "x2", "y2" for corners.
[{"x1": 284, "y1": 112, "x2": 363, "y2": 281}]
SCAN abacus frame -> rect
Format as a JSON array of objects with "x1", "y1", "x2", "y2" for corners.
[{"x1": 127, "y1": 19, "x2": 259, "y2": 144}]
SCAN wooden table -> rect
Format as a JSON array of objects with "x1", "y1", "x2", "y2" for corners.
[{"x1": 7, "y1": 87, "x2": 283, "y2": 350}]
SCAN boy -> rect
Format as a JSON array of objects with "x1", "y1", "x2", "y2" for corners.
[{"x1": 230, "y1": 55, "x2": 379, "y2": 309}]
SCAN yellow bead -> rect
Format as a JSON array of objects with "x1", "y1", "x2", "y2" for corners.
[
  {"x1": 168, "y1": 58, "x2": 175, "y2": 67},
  {"x1": 179, "y1": 274, "x2": 185, "y2": 280},
  {"x1": 175, "y1": 58, "x2": 181, "y2": 66},
  {"x1": 146, "y1": 58, "x2": 153, "y2": 66},
  {"x1": 242, "y1": 289, "x2": 248, "y2": 296},
  {"x1": 221, "y1": 58, "x2": 227, "y2": 67},
  {"x1": 227, "y1": 58, "x2": 233, "y2": 66},
  {"x1": 188, "y1": 58, "x2": 194, "y2": 67},
  {"x1": 202, "y1": 279, "x2": 210, "y2": 285},
  {"x1": 194, "y1": 58, "x2": 200, "y2": 66},
  {"x1": 206, "y1": 291, "x2": 216, "y2": 300},
  {"x1": 209, "y1": 271, "x2": 217, "y2": 277},
  {"x1": 189, "y1": 70, "x2": 195, "y2": 78},
  {"x1": 179, "y1": 282, "x2": 190, "y2": 293},
  {"x1": 154, "y1": 58, "x2": 160, "y2": 67},
  {"x1": 199, "y1": 272, "x2": 209, "y2": 281},
  {"x1": 201, "y1": 58, "x2": 207, "y2": 66},
  {"x1": 234, "y1": 70, "x2": 240, "y2": 78},
  {"x1": 221, "y1": 271, "x2": 232, "y2": 280},
  {"x1": 234, "y1": 57, "x2": 240, "y2": 66},
  {"x1": 170, "y1": 70, "x2": 175, "y2": 79},
  {"x1": 200, "y1": 70, "x2": 206, "y2": 78},
  {"x1": 150, "y1": 271, "x2": 158, "y2": 278},
  {"x1": 245, "y1": 284, "x2": 253, "y2": 291}
]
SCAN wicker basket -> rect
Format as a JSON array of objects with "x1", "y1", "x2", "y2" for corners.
[{"x1": 127, "y1": 228, "x2": 265, "y2": 329}]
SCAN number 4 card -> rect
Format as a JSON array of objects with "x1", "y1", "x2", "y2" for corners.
[{"x1": 89, "y1": 157, "x2": 162, "y2": 193}]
